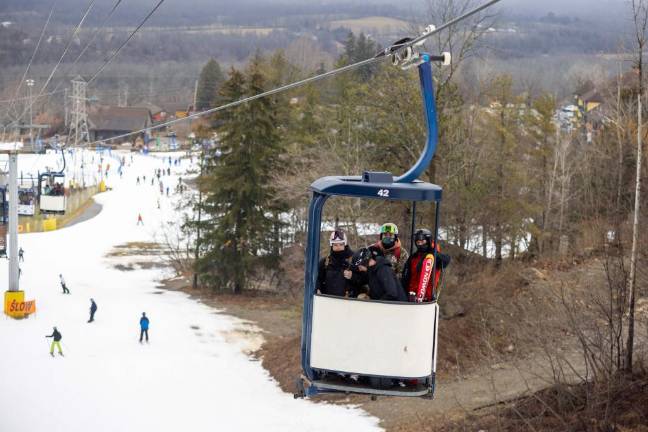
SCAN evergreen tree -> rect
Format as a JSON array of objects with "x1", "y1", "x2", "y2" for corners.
[
  {"x1": 196, "y1": 58, "x2": 225, "y2": 110},
  {"x1": 340, "y1": 31, "x2": 379, "y2": 80},
  {"x1": 197, "y1": 56, "x2": 283, "y2": 293}
]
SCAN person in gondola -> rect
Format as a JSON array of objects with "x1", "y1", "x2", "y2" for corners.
[
  {"x1": 317, "y1": 230, "x2": 358, "y2": 297},
  {"x1": 401, "y1": 228, "x2": 451, "y2": 303},
  {"x1": 372, "y1": 223, "x2": 409, "y2": 279}
]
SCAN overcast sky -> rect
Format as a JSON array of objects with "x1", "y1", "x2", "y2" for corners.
[{"x1": 0, "y1": 0, "x2": 633, "y2": 26}]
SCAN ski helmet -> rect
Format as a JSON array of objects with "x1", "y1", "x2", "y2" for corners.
[
  {"x1": 380, "y1": 223, "x2": 399, "y2": 236},
  {"x1": 329, "y1": 229, "x2": 347, "y2": 246},
  {"x1": 352, "y1": 246, "x2": 381, "y2": 268},
  {"x1": 380, "y1": 223, "x2": 398, "y2": 249},
  {"x1": 414, "y1": 228, "x2": 432, "y2": 251}
]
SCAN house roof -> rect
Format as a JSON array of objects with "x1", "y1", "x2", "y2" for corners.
[
  {"x1": 89, "y1": 106, "x2": 151, "y2": 132},
  {"x1": 160, "y1": 102, "x2": 191, "y2": 113},
  {"x1": 134, "y1": 102, "x2": 163, "y2": 115}
]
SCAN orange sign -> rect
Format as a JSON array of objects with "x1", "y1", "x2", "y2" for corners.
[{"x1": 4, "y1": 291, "x2": 36, "y2": 318}]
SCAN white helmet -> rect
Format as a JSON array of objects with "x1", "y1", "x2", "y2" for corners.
[{"x1": 329, "y1": 230, "x2": 347, "y2": 246}]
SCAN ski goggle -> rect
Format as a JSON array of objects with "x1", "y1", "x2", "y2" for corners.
[
  {"x1": 329, "y1": 230, "x2": 347, "y2": 245},
  {"x1": 380, "y1": 223, "x2": 398, "y2": 235}
]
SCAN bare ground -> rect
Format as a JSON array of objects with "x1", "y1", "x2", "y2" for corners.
[
  {"x1": 106, "y1": 235, "x2": 647, "y2": 431},
  {"x1": 153, "y1": 256, "x2": 617, "y2": 431}
]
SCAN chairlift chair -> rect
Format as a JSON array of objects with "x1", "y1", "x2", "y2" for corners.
[
  {"x1": 0, "y1": 187, "x2": 7, "y2": 257},
  {"x1": 38, "y1": 148, "x2": 67, "y2": 214},
  {"x1": 296, "y1": 50, "x2": 449, "y2": 399},
  {"x1": 17, "y1": 177, "x2": 37, "y2": 216}
]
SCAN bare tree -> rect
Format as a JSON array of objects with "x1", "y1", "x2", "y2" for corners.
[{"x1": 625, "y1": 0, "x2": 648, "y2": 373}]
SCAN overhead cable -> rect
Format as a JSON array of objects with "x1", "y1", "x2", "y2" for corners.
[{"x1": 81, "y1": 0, "x2": 501, "y2": 147}]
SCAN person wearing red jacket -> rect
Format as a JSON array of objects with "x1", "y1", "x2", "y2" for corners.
[{"x1": 401, "y1": 229, "x2": 451, "y2": 302}]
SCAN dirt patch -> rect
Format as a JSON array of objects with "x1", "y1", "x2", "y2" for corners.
[
  {"x1": 157, "y1": 257, "x2": 609, "y2": 431},
  {"x1": 107, "y1": 242, "x2": 166, "y2": 257}
]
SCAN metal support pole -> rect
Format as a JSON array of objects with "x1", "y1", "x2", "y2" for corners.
[
  {"x1": 410, "y1": 201, "x2": 417, "y2": 254},
  {"x1": 8, "y1": 153, "x2": 19, "y2": 292},
  {"x1": 26, "y1": 79, "x2": 34, "y2": 147}
]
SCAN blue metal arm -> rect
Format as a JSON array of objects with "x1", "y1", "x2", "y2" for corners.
[{"x1": 394, "y1": 54, "x2": 438, "y2": 183}]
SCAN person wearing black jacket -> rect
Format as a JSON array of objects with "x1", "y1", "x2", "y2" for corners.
[
  {"x1": 317, "y1": 230, "x2": 358, "y2": 297},
  {"x1": 354, "y1": 247, "x2": 407, "y2": 302},
  {"x1": 46, "y1": 326, "x2": 63, "y2": 356},
  {"x1": 88, "y1": 298, "x2": 98, "y2": 323}
]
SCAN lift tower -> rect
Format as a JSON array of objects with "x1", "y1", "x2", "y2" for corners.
[{"x1": 68, "y1": 76, "x2": 89, "y2": 146}]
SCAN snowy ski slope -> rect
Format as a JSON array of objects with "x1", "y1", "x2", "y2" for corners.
[{"x1": 0, "y1": 151, "x2": 381, "y2": 432}]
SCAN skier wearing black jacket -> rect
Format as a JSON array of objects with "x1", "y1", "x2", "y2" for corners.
[
  {"x1": 46, "y1": 326, "x2": 63, "y2": 356},
  {"x1": 353, "y1": 247, "x2": 407, "y2": 302},
  {"x1": 317, "y1": 230, "x2": 358, "y2": 297}
]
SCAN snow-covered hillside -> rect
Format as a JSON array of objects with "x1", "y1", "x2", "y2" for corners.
[{"x1": 0, "y1": 150, "x2": 381, "y2": 432}]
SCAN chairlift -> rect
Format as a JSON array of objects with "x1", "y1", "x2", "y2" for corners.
[
  {"x1": 0, "y1": 187, "x2": 7, "y2": 257},
  {"x1": 17, "y1": 182, "x2": 37, "y2": 216},
  {"x1": 296, "y1": 48, "x2": 451, "y2": 399},
  {"x1": 38, "y1": 147, "x2": 67, "y2": 214}
]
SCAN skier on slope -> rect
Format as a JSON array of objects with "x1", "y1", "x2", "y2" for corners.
[
  {"x1": 46, "y1": 326, "x2": 63, "y2": 356},
  {"x1": 137, "y1": 214, "x2": 144, "y2": 226},
  {"x1": 88, "y1": 298, "x2": 98, "y2": 323},
  {"x1": 401, "y1": 229, "x2": 451, "y2": 303},
  {"x1": 139, "y1": 312, "x2": 150, "y2": 343},
  {"x1": 59, "y1": 274, "x2": 70, "y2": 294}
]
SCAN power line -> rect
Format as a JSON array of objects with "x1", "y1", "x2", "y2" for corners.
[
  {"x1": 5, "y1": 0, "x2": 99, "y2": 139},
  {"x1": 81, "y1": 0, "x2": 502, "y2": 147},
  {"x1": 0, "y1": 90, "x2": 65, "y2": 105},
  {"x1": 1, "y1": 1, "x2": 57, "y2": 139},
  {"x1": 47, "y1": 0, "x2": 124, "y2": 98},
  {"x1": 87, "y1": 0, "x2": 167, "y2": 85}
]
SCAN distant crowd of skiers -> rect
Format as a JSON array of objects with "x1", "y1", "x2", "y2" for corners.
[
  {"x1": 317, "y1": 223, "x2": 451, "y2": 303},
  {"x1": 134, "y1": 158, "x2": 186, "y2": 226}
]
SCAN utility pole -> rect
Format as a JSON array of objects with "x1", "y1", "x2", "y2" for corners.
[
  {"x1": 64, "y1": 88, "x2": 69, "y2": 127},
  {"x1": 8, "y1": 152, "x2": 18, "y2": 292},
  {"x1": 193, "y1": 79, "x2": 199, "y2": 112},
  {"x1": 26, "y1": 79, "x2": 34, "y2": 148}
]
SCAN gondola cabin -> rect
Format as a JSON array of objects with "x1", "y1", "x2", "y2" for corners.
[
  {"x1": 17, "y1": 182, "x2": 36, "y2": 216},
  {"x1": 297, "y1": 46, "x2": 450, "y2": 399},
  {"x1": 38, "y1": 172, "x2": 66, "y2": 214},
  {"x1": 298, "y1": 174, "x2": 443, "y2": 398}
]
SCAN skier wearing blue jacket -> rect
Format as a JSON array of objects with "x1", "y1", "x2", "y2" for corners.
[{"x1": 139, "y1": 312, "x2": 150, "y2": 343}]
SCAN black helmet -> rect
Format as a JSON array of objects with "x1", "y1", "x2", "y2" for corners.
[
  {"x1": 352, "y1": 246, "x2": 382, "y2": 268},
  {"x1": 414, "y1": 228, "x2": 433, "y2": 251}
]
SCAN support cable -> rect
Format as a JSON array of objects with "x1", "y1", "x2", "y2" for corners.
[{"x1": 80, "y1": 0, "x2": 501, "y2": 148}]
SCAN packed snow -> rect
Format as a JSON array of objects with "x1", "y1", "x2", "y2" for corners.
[{"x1": 0, "y1": 150, "x2": 381, "y2": 432}]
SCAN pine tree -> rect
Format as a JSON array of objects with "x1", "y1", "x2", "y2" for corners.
[
  {"x1": 340, "y1": 31, "x2": 379, "y2": 80},
  {"x1": 196, "y1": 56, "x2": 283, "y2": 293},
  {"x1": 196, "y1": 58, "x2": 225, "y2": 110}
]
